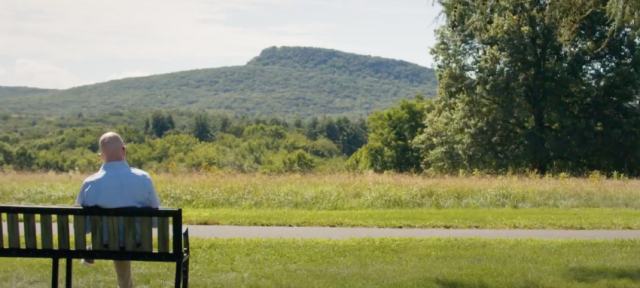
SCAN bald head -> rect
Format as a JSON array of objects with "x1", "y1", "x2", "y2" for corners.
[{"x1": 99, "y1": 132, "x2": 126, "y2": 162}]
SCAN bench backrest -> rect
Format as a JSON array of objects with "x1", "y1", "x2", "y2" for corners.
[{"x1": 0, "y1": 205, "x2": 183, "y2": 261}]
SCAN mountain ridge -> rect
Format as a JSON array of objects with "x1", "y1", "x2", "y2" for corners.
[{"x1": 0, "y1": 46, "x2": 437, "y2": 118}]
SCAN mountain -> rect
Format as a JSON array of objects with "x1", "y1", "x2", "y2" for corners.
[
  {"x1": 0, "y1": 86, "x2": 58, "y2": 99},
  {"x1": 0, "y1": 46, "x2": 437, "y2": 118}
]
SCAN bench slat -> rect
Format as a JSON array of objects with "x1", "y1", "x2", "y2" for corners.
[
  {"x1": 7, "y1": 213, "x2": 20, "y2": 248},
  {"x1": 124, "y1": 217, "x2": 137, "y2": 251},
  {"x1": 73, "y1": 215, "x2": 86, "y2": 250},
  {"x1": 158, "y1": 217, "x2": 170, "y2": 253},
  {"x1": 91, "y1": 216, "x2": 103, "y2": 250},
  {"x1": 0, "y1": 214, "x2": 4, "y2": 248},
  {"x1": 107, "y1": 217, "x2": 120, "y2": 251},
  {"x1": 140, "y1": 217, "x2": 152, "y2": 252},
  {"x1": 57, "y1": 215, "x2": 70, "y2": 250},
  {"x1": 23, "y1": 214, "x2": 37, "y2": 249},
  {"x1": 41, "y1": 214, "x2": 53, "y2": 249}
]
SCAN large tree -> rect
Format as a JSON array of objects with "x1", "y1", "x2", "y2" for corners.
[
  {"x1": 349, "y1": 95, "x2": 432, "y2": 172},
  {"x1": 417, "y1": 0, "x2": 640, "y2": 175}
]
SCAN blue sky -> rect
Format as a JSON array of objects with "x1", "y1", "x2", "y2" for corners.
[{"x1": 0, "y1": 0, "x2": 442, "y2": 89}]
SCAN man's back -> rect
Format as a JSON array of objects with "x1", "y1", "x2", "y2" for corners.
[
  {"x1": 76, "y1": 160, "x2": 161, "y2": 246},
  {"x1": 77, "y1": 131, "x2": 157, "y2": 288},
  {"x1": 76, "y1": 161, "x2": 160, "y2": 209}
]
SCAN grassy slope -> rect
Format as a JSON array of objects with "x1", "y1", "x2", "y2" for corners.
[
  {"x1": 2, "y1": 173, "x2": 639, "y2": 229},
  {"x1": 1, "y1": 238, "x2": 640, "y2": 288}
]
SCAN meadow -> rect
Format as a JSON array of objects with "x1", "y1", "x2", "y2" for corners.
[
  {"x1": 1, "y1": 237, "x2": 640, "y2": 288},
  {"x1": 1, "y1": 172, "x2": 639, "y2": 229}
]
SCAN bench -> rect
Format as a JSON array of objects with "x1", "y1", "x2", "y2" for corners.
[{"x1": 0, "y1": 205, "x2": 190, "y2": 288}]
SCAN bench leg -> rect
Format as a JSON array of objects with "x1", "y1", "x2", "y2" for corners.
[
  {"x1": 52, "y1": 258, "x2": 59, "y2": 288},
  {"x1": 66, "y1": 258, "x2": 73, "y2": 288},
  {"x1": 182, "y1": 258, "x2": 189, "y2": 288},
  {"x1": 174, "y1": 261, "x2": 183, "y2": 288}
]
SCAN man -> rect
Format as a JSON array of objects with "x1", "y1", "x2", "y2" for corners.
[{"x1": 75, "y1": 132, "x2": 161, "y2": 288}]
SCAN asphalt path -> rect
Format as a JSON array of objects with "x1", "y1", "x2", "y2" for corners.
[{"x1": 3, "y1": 223, "x2": 640, "y2": 239}]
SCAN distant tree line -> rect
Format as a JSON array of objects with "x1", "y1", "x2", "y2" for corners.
[{"x1": 0, "y1": 110, "x2": 367, "y2": 174}]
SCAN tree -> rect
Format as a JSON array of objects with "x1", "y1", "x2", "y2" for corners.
[
  {"x1": 219, "y1": 114, "x2": 231, "y2": 133},
  {"x1": 144, "y1": 119, "x2": 150, "y2": 134},
  {"x1": 116, "y1": 125, "x2": 146, "y2": 144},
  {"x1": 318, "y1": 117, "x2": 340, "y2": 143},
  {"x1": 0, "y1": 142, "x2": 13, "y2": 166},
  {"x1": 335, "y1": 116, "x2": 367, "y2": 156},
  {"x1": 282, "y1": 150, "x2": 315, "y2": 173},
  {"x1": 348, "y1": 95, "x2": 432, "y2": 172},
  {"x1": 293, "y1": 115, "x2": 304, "y2": 129},
  {"x1": 305, "y1": 117, "x2": 320, "y2": 140},
  {"x1": 13, "y1": 146, "x2": 35, "y2": 170},
  {"x1": 192, "y1": 113, "x2": 214, "y2": 142},
  {"x1": 417, "y1": 0, "x2": 640, "y2": 175},
  {"x1": 149, "y1": 111, "x2": 175, "y2": 138}
]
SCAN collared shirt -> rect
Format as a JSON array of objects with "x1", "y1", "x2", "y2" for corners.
[{"x1": 75, "y1": 160, "x2": 161, "y2": 246}]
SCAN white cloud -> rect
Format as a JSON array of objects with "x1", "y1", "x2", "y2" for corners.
[
  {"x1": 0, "y1": 67, "x2": 7, "y2": 77},
  {"x1": 0, "y1": 59, "x2": 88, "y2": 89},
  {"x1": 0, "y1": 0, "x2": 439, "y2": 88},
  {"x1": 0, "y1": 0, "x2": 329, "y2": 61},
  {"x1": 268, "y1": 24, "x2": 337, "y2": 34},
  {"x1": 107, "y1": 70, "x2": 152, "y2": 81}
]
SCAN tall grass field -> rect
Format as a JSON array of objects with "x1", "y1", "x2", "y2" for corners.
[{"x1": 1, "y1": 172, "x2": 639, "y2": 229}]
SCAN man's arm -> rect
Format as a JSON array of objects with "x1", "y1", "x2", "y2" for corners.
[
  {"x1": 147, "y1": 176, "x2": 161, "y2": 228},
  {"x1": 74, "y1": 181, "x2": 92, "y2": 234},
  {"x1": 148, "y1": 181, "x2": 161, "y2": 208},
  {"x1": 74, "y1": 181, "x2": 87, "y2": 207}
]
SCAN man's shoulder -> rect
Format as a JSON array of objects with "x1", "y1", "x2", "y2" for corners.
[
  {"x1": 82, "y1": 171, "x2": 106, "y2": 184},
  {"x1": 128, "y1": 167, "x2": 152, "y2": 179}
]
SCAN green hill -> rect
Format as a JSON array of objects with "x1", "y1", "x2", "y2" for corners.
[
  {"x1": 0, "y1": 46, "x2": 437, "y2": 118},
  {"x1": 0, "y1": 86, "x2": 58, "y2": 99}
]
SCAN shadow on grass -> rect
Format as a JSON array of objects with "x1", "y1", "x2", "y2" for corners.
[
  {"x1": 434, "y1": 278, "x2": 540, "y2": 288},
  {"x1": 569, "y1": 267, "x2": 640, "y2": 282}
]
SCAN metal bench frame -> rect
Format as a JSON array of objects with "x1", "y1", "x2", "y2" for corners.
[{"x1": 0, "y1": 205, "x2": 190, "y2": 288}]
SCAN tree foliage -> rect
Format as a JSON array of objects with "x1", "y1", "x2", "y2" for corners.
[
  {"x1": 417, "y1": 0, "x2": 640, "y2": 175},
  {"x1": 348, "y1": 95, "x2": 432, "y2": 172},
  {"x1": 0, "y1": 110, "x2": 367, "y2": 174}
]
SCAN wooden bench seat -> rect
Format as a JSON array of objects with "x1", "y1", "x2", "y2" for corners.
[{"x1": 0, "y1": 205, "x2": 190, "y2": 288}]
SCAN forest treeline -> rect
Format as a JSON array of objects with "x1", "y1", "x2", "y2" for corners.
[{"x1": 0, "y1": 109, "x2": 369, "y2": 173}]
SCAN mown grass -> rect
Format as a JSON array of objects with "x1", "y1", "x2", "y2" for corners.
[
  {"x1": 183, "y1": 208, "x2": 640, "y2": 229},
  {"x1": 1, "y1": 237, "x2": 640, "y2": 288}
]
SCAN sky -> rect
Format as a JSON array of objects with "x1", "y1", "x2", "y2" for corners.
[{"x1": 0, "y1": 0, "x2": 443, "y2": 89}]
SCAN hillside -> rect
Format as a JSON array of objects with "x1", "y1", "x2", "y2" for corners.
[
  {"x1": 0, "y1": 47, "x2": 437, "y2": 118},
  {"x1": 0, "y1": 86, "x2": 57, "y2": 99}
]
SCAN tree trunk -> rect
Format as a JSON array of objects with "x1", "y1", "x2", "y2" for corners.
[{"x1": 531, "y1": 107, "x2": 548, "y2": 175}]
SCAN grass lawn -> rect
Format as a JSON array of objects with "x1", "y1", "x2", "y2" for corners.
[
  {"x1": 183, "y1": 208, "x2": 640, "y2": 229},
  {"x1": 1, "y1": 238, "x2": 639, "y2": 287}
]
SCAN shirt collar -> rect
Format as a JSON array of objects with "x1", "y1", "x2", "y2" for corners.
[{"x1": 100, "y1": 160, "x2": 130, "y2": 171}]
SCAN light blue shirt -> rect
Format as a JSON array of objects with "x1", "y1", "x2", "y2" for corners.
[{"x1": 75, "y1": 160, "x2": 161, "y2": 247}]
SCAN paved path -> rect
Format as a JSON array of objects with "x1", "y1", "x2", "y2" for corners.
[{"x1": 3, "y1": 223, "x2": 640, "y2": 239}]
